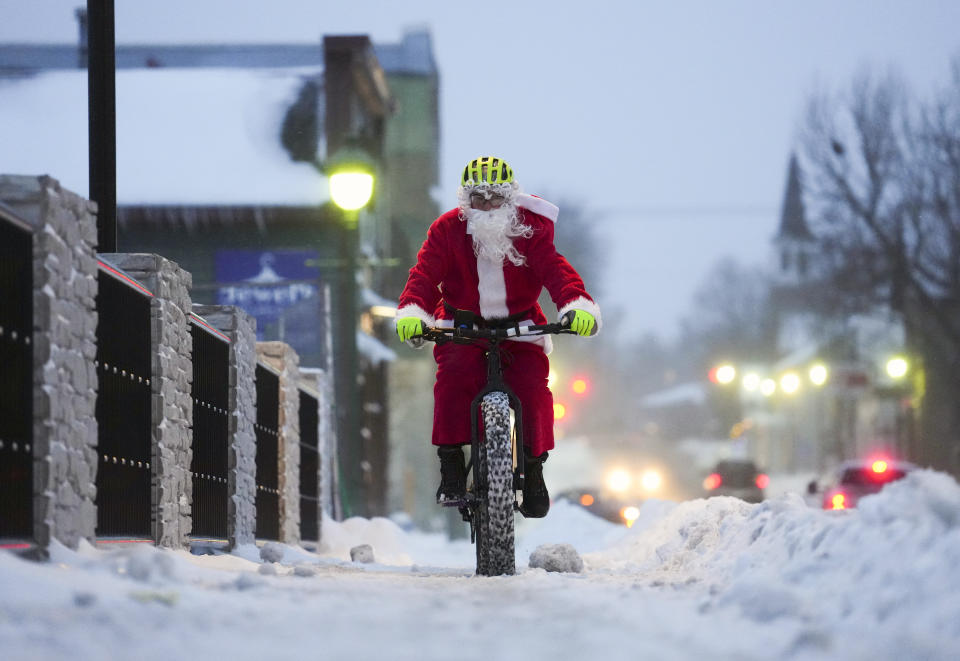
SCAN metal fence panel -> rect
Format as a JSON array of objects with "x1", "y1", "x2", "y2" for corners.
[
  {"x1": 190, "y1": 319, "x2": 229, "y2": 539},
  {"x1": 255, "y1": 364, "x2": 280, "y2": 540},
  {"x1": 0, "y1": 212, "x2": 33, "y2": 541},
  {"x1": 95, "y1": 269, "x2": 152, "y2": 538},
  {"x1": 299, "y1": 390, "x2": 320, "y2": 542}
]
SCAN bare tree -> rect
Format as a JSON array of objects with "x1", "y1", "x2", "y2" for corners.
[
  {"x1": 546, "y1": 197, "x2": 605, "y2": 301},
  {"x1": 800, "y1": 58, "x2": 960, "y2": 472},
  {"x1": 679, "y1": 257, "x2": 778, "y2": 365}
]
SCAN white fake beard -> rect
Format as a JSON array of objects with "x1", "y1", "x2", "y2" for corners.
[{"x1": 466, "y1": 204, "x2": 532, "y2": 266}]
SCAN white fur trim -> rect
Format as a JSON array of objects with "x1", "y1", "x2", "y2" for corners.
[
  {"x1": 557, "y1": 296, "x2": 602, "y2": 334},
  {"x1": 396, "y1": 304, "x2": 435, "y2": 326},
  {"x1": 516, "y1": 194, "x2": 559, "y2": 222},
  {"x1": 476, "y1": 256, "x2": 509, "y2": 319}
]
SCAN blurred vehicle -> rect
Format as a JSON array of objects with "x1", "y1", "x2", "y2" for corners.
[
  {"x1": 553, "y1": 458, "x2": 678, "y2": 526},
  {"x1": 702, "y1": 459, "x2": 768, "y2": 503},
  {"x1": 554, "y1": 488, "x2": 642, "y2": 527},
  {"x1": 811, "y1": 458, "x2": 917, "y2": 510}
]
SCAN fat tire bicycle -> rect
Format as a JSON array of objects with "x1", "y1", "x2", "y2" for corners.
[{"x1": 416, "y1": 321, "x2": 574, "y2": 576}]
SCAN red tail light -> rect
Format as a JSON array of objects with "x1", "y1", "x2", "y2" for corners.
[
  {"x1": 703, "y1": 473, "x2": 722, "y2": 490},
  {"x1": 827, "y1": 491, "x2": 847, "y2": 510},
  {"x1": 755, "y1": 473, "x2": 770, "y2": 489},
  {"x1": 871, "y1": 460, "x2": 888, "y2": 473}
]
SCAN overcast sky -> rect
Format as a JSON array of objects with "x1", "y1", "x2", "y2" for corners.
[{"x1": 3, "y1": 1, "x2": 959, "y2": 341}]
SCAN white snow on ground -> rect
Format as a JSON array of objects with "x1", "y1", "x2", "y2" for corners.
[{"x1": 2, "y1": 470, "x2": 959, "y2": 660}]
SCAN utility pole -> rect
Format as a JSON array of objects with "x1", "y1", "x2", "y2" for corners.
[{"x1": 86, "y1": 0, "x2": 117, "y2": 252}]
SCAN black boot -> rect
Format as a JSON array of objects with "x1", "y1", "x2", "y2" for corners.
[
  {"x1": 436, "y1": 445, "x2": 467, "y2": 505},
  {"x1": 519, "y1": 449, "x2": 550, "y2": 518}
]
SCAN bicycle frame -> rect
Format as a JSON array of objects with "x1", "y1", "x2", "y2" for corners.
[{"x1": 468, "y1": 336, "x2": 525, "y2": 503}]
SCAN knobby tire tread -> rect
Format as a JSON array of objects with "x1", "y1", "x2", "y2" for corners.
[{"x1": 476, "y1": 391, "x2": 515, "y2": 576}]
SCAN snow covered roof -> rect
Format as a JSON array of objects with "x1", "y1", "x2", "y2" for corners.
[
  {"x1": 356, "y1": 330, "x2": 396, "y2": 365},
  {"x1": 374, "y1": 29, "x2": 437, "y2": 76},
  {"x1": 639, "y1": 381, "x2": 707, "y2": 409},
  {"x1": 361, "y1": 287, "x2": 397, "y2": 310},
  {"x1": 0, "y1": 67, "x2": 330, "y2": 206},
  {"x1": 0, "y1": 37, "x2": 437, "y2": 76}
]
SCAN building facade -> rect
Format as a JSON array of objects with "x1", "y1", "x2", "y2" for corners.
[{"x1": 0, "y1": 22, "x2": 442, "y2": 518}]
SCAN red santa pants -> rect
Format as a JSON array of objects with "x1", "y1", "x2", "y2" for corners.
[{"x1": 432, "y1": 340, "x2": 554, "y2": 456}]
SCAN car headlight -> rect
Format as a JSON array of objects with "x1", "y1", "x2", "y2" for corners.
[
  {"x1": 620, "y1": 505, "x2": 641, "y2": 527},
  {"x1": 606, "y1": 468, "x2": 632, "y2": 493},
  {"x1": 640, "y1": 469, "x2": 662, "y2": 492}
]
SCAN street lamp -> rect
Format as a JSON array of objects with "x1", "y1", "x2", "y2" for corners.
[
  {"x1": 327, "y1": 145, "x2": 376, "y2": 517},
  {"x1": 328, "y1": 147, "x2": 376, "y2": 215},
  {"x1": 780, "y1": 371, "x2": 801, "y2": 395},
  {"x1": 885, "y1": 356, "x2": 909, "y2": 380},
  {"x1": 709, "y1": 363, "x2": 736, "y2": 385},
  {"x1": 760, "y1": 378, "x2": 777, "y2": 397},
  {"x1": 809, "y1": 363, "x2": 828, "y2": 387},
  {"x1": 742, "y1": 372, "x2": 761, "y2": 392},
  {"x1": 329, "y1": 172, "x2": 374, "y2": 212}
]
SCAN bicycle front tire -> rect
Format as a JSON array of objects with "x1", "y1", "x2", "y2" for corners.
[{"x1": 475, "y1": 391, "x2": 516, "y2": 576}]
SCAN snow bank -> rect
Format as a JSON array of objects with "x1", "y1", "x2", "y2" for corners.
[
  {"x1": 516, "y1": 498, "x2": 629, "y2": 559},
  {"x1": 1, "y1": 470, "x2": 957, "y2": 660},
  {"x1": 590, "y1": 469, "x2": 960, "y2": 657},
  {"x1": 317, "y1": 516, "x2": 414, "y2": 565}
]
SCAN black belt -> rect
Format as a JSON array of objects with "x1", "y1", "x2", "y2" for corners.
[{"x1": 443, "y1": 303, "x2": 534, "y2": 330}]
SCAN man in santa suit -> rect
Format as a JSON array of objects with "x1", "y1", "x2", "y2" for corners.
[{"x1": 396, "y1": 156, "x2": 600, "y2": 518}]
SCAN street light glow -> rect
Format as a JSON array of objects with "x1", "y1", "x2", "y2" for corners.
[
  {"x1": 742, "y1": 372, "x2": 761, "y2": 391},
  {"x1": 606, "y1": 468, "x2": 632, "y2": 493},
  {"x1": 886, "y1": 356, "x2": 909, "y2": 379},
  {"x1": 780, "y1": 372, "x2": 800, "y2": 394},
  {"x1": 329, "y1": 172, "x2": 374, "y2": 211},
  {"x1": 809, "y1": 363, "x2": 828, "y2": 386},
  {"x1": 547, "y1": 369, "x2": 557, "y2": 389},
  {"x1": 640, "y1": 469, "x2": 662, "y2": 491},
  {"x1": 760, "y1": 378, "x2": 776, "y2": 397},
  {"x1": 715, "y1": 364, "x2": 736, "y2": 384}
]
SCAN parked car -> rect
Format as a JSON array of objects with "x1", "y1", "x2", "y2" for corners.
[
  {"x1": 811, "y1": 458, "x2": 917, "y2": 510},
  {"x1": 702, "y1": 459, "x2": 768, "y2": 503},
  {"x1": 554, "y1": 488, "x2": 642, "y2": 527}
]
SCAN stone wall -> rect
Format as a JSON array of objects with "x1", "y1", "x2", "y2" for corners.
[
  {"x1": 257, "y1": 341, "x2": 302, "y2": 545},
  {"x1": 0, "y1": 175, "x2": 99, "y2": 551},
  {"x1": 300, "y1": 366, "x2": 335, "y2": 541},
  {"x1": 103, "y1": 253, "x2": 193, "y2": 549},
  {"x1": 0, "y1": 175, "x2": 336, "y2": 553},
  {"x1": 192, "y1": 304, "x2": 258, "y2": 549}
]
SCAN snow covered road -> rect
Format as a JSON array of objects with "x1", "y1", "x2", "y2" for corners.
[{"x1": 2, "y1": 470, "x2": 959, "y2": 661}]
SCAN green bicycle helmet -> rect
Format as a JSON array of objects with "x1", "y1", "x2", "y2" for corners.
[{"x1": 461, "y1": 156, "x2": 514, "y2": 186}]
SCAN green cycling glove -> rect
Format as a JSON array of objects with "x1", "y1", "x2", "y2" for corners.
[
  {"x1": 561, "y1": 310, "x2": 597, "y2": 337},
  {"x1": 396, "y1": 317, "x2": 425, "y2": 342}
]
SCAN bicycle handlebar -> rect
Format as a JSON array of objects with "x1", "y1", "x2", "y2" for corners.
[{"x1": 417, "y1": 321, "x2": 575, "y2": 343}]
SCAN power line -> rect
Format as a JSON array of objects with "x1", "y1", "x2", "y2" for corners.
[{"x1": 597, "y1": 206, "x2": 777, "y2": 220}]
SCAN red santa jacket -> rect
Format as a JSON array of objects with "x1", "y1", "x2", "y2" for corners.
[{"x1": 397, "y1": 194, "x2": 600, "y2": 354}]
